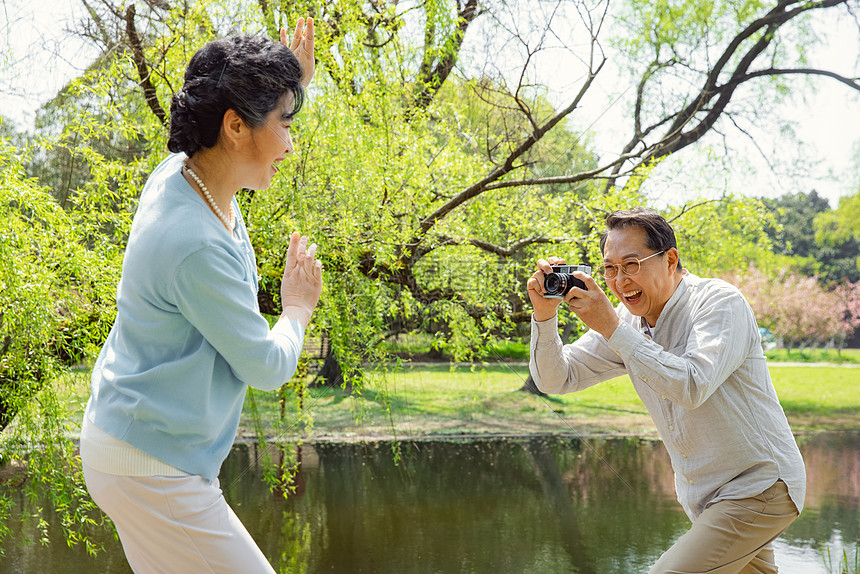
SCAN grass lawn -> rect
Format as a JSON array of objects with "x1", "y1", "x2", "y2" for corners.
[
  {"x1": 231, "y1": 363, "x2": 860, "y2": 442},
  {"x1": 386, "y1": 333, "x2": 860, "y2": 365},
  {"x1": 768, "y1": 365, "x2": 860, "y2": 431},
  {"x1": 765, "y1": 347, "x2": 860, "y2": 364},
  {"x1": 55, "y1": 359, "x2": 858, "y2": 442},
  {"x1": 242, "y1": 365, "x2": 655, "y2": 442}
]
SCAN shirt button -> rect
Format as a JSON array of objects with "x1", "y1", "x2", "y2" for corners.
[
  {"x1": 661, "y1": 394, "x2": 667, "y2": 399},
  {"x1": 689, "y1": 479, "x2": 694, "y2": 485},
  {"x1": 682, "y1": 453, "x2": 688, "y2": 459},
  {"x1": 615, "y1": 351, "x2": 621, "y2": 357},
  {"x1": 642, "y1": 376, "x2": 649, "y2": 382},
  {"x1": 669, "y1": 425, "x2": 675, "y2": 431}
]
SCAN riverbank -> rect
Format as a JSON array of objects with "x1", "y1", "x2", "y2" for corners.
[{"x1": 236, "y1": 363, "x2": 860, "y2": 443}]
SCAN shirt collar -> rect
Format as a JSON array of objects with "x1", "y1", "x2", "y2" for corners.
[
  {"x1": 649, "y1": 273, "x2": 691, "y2": 333},
  {"x1": 639, "y1": 317, "x2": 653, "y2": 338}
]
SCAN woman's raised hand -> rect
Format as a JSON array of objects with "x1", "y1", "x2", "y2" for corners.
[
  {"x1": 280, "y1": 231, "x2": 323, "y2": 328},
  {"x1": 280, "y1": 18, "x2": 315, "y2": 88}
]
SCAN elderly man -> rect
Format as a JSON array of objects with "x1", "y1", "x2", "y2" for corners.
[{"x1": 527, "y1": 207, "x2": 805, "y2": 574}]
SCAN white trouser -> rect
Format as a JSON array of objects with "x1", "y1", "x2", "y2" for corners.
[{"x1": 83, "y1": 464, "x2": 276, "y2": 574}]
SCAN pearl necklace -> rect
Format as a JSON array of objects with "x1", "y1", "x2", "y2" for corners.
[{"x1": 183, "y1": 159, "x2": 235, "y2": 232}]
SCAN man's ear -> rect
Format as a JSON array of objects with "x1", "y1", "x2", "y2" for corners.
[
  {"x1": 666, "y1": 247, "x2": 681, "y2": 272},
  {"x1": 220, "y1": 109, "x2": 249, "y2": 148}
]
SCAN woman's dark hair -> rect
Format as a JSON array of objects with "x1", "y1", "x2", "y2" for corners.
[
  {"x1": 168, "y1": 35, "x2": 304, "y2": 155},
  {"x1": 599, "y1": 207, "x2": 683, "y2": 270}
]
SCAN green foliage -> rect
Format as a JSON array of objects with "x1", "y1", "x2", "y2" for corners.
[
  {"x1": 2, "y1": 0, "x2": 857, "y2": 556},
  {"x1": 0, "y1": 142, "x2": 118, "y2": 550},
  {"x1": 0, "y1": 21, "x2": 158, "y2": 547},
  {"x1": 14, "y1": 0, "x2": 844, "y2": 386},
  {"x1": 821, "y1": 542, "x2": 859, "y2": 574},
  {"x1": 763, "y1": 191, "x2": 830, "y2": 256},
  {"x1": 662, "y1": 195, "x2": 778, "y2": 276},
  {"x1": 763, "y1": 191, "x2": 860, "y2": 284},
  {"x1": 0, "y1": 117, "x2": 25, "y2": 148},
  {"x1": 0, "y1": 142, "x2": 121, "y2": 422},
  {"x1": 239, "y1": 8, "x2": 614, "y2": 371},
  {"x1": 815, "y1": 190, "x2": 860, "y2": 260},
  {"x1": 382, "y1": 332, "x2": 530, "y2": 361}
]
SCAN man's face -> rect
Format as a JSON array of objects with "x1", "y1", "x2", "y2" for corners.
[{"x1": 602, "y1": 225, "x2": 680, "y2": 327}]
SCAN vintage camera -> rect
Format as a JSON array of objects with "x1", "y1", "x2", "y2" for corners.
[{"x1": 543, "y1": 264, "x2": 591, "y2": 299}]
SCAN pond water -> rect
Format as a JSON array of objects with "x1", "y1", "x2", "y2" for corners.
[{"x1": 1, "y1": 432, "x2": 857, "y2": 573}]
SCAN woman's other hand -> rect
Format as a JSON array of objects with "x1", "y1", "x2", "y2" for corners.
[
  {"x1": 280, "y1": 231, "x2": 323, "y2": 328},
  {"x1": 280, "y1": 18, "x2": 314, "y2": 87}
]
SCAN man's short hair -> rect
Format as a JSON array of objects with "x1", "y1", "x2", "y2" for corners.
[{"x1": 599, "y1": 207, "x2": 682, "y2": 270}]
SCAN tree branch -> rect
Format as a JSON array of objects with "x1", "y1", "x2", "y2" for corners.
[
  {"x1": 607, "y1": 0, "x2": 851, "y2": 188},
  {"x1": 610, "y1": 57, "x2": 680, "y2": 186},
  {"x1": 667, "y1": 198, "x2": 726, "y2": 223},
  {"x1": 124, "y1": 4, "x2": 167, "y2": 126},
  {"x1": 414, "y1": 57, "x2": 606, "y2": 242},
  {"x1": 317, "y1": 11, "x2": 358, "y2": 97},
  {"x1": 413, "y1": 0, "x2": 481, "y2": 111},
  {"x1": 257, "y1": 0, "x2": 279, "y2": 40},
  {"x1": 740, "y1": 67, "x2": 860, "y2": 91},
  {"x1": 483, "y1": 154, "x2": 637, "y2": 192},
  {"x1": 643, "y1": 23, "x2": 778, "y2": 163},
  {"x1": 633, "y1": 0, "x2": 849, "y2": 171},
  {"x1": 81, "y1": 0, "x2": 111, "y2": 47},
  {"x1": 358, "y1": 259, "x2": 532, "y2": 326},
  {"x1": 416, "y1": 234, "x2": 589, "y2": 259}
]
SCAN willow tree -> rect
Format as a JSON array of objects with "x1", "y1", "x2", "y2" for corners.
[
  {"x1": 22, "y1": 0, "x2": 860, "y2": 381},
  {"x1": 2, "y1": 0, "x2": 859, "y2": 551},
  {"x1": 244, "y1": 0, "x2": 859, "y2": 378}
]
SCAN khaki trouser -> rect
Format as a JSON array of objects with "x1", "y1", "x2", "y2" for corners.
[{"x1": 651, "y1": 480, "x2": 799, "y2": 574}]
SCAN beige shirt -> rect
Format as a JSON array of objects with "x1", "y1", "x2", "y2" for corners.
[{"x1": 530, "y1": 274, "x2": 806, "y2": 520}]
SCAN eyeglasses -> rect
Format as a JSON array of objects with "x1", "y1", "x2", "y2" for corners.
[{"x1": 597, "y1": 250, "x2": 666, "y2": 279}]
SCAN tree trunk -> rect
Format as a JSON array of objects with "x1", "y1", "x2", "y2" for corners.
[
  {"x1": 561, "y1": 320, "x2": 578, "y2": 344},
  {"x1": 518, "y1": 373, "x2": 547, "y2": 397},
  {"x1": 523, "y1": 440, "x2": 598, "y2": 574},
  {"x1": 313, "y1": 338, "x2": 355, "y2": 392}
]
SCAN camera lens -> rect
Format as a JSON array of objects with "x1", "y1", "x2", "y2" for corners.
[{"x1": 544, "y1": 273, "x2": 566, "y2": 295}]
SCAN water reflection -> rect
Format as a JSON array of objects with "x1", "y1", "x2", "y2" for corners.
[
  {"x1": 0, "y1": 433, "x2": 857, "y2": 573},
  {"x1": 247, "y1": 438, "x2": 690, "y2": 574}
]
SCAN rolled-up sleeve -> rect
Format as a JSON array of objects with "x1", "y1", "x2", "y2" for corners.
[
  {"x1": 530, "y1": 313, "x2": 626, "y2": 394},
  {"x1": 172, "y1": 246, "x2": 304, "y2": 392}
]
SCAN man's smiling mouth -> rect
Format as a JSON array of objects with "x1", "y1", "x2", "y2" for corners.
[{"x1": 623, "y1": 289, "x2": 642, "y2": 302}]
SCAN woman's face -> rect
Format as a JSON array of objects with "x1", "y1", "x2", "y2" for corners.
[{"x1": 244, "y1": 92, "x2": 295, "y2": 190}]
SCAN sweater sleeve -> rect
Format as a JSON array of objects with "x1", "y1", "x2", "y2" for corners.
[{"x1": 171, "y1": 245, "x2": 304, "y2": 392}]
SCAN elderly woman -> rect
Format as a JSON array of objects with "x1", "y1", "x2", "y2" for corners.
[{"x1": 80, "y1": 20, "x2": 318, "y2": 573}]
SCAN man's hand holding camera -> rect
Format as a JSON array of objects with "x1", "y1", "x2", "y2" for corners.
[{"x1": 527, "y1": 257, "x2": 620, "y2": 339}]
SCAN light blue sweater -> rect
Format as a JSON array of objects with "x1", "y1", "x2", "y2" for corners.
[{"x1": 85, "y1": 153, "x2": 304, "y2": 481}]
